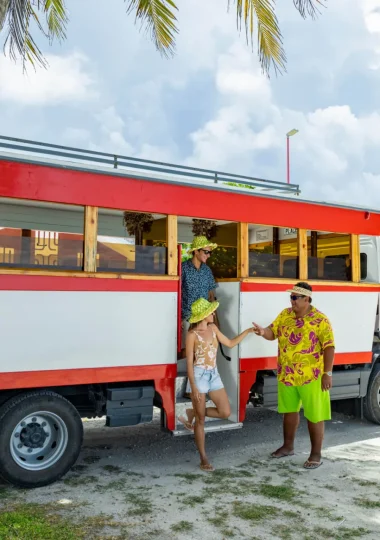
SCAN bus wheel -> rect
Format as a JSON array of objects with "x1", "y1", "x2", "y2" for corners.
[
  {"x1": 0, "y1": 390, "x2": 83, "y2": 488},
  {"x1": 363, "y1": 364, "x2": 380, "y2": 425}
]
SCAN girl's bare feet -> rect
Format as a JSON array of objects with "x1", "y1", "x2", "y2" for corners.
[{"x1": 186, "y1": 408, "x2": 195, "y2": 425}]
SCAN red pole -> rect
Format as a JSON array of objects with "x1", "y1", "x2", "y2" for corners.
[{"x1": 286, "y1": 136, "x2": 290, "y2": 184}]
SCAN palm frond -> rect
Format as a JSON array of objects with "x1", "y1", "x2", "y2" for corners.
[
  {"x1": 126, "y1": 0, "x2": 178, "y2": 58},
  {"x1": 2, "y1": 0, "x2": 67, "y2": 71},
  {"x1": 231, "y1": 0, "x2": 286, "y2": 76},
  {"x1": 293, "y1": 0, "x2": 325, "y2": 19},
  {"x1": 0, "y1": 0, "x2": 9, "y2": 31},
  {"x1": 43, "y1": 0, "x2": 67, "y2": 44}
]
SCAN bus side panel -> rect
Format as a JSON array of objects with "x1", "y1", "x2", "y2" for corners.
[
  {"x1": 240, "y1": 290, "x2": 378, "y2": 359},
  {"x1": 0, "y1": 285, "x2": 177, "y2": 386}
]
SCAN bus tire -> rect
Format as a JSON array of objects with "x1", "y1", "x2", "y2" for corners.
[
  {"x1": 363, "y1": 364, "x2": 380, "y2": 425},
  {"x1": 0, "y1": 390, "x2": 83, "y2": 489}
]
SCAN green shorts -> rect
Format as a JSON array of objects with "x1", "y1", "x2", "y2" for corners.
[{"x1": 278, "y1": 378, "x2": 331, "y2": 424}]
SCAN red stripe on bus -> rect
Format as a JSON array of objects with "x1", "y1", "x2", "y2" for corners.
[
  {"x1": 1, "y1": 160, "x2": 380, "y2": 235},
  {"x1": 240, "y1": 351, "x2": 372, "y2": 372},
  {"x1": 241, "y1": 283, "x2": 380, "y2": 293},
  {"x1": 0, "y1": 275, "x2": 178, "y2": 292},
  {"x1": 0, "y1": 363, "x2": 177, "y2": 391}
]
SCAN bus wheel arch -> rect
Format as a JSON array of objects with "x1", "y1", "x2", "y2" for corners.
[
  {"x1": 0, "y1": 390, "x2": 83, "y2": 489},
  {"x1": 363, "y1": 363, "x2": 380, "y2": 425}
]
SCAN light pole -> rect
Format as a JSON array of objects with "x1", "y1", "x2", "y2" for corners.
[{"x1": 286, "y1": 129, "x2": 299, "y2": 184}]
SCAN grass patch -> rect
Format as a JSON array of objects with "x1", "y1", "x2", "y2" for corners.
[
  {"x1": 70, "y1": 465, "x2": 88, "y2": 473},
  {"x1": 173, "y1": 473, "x2": 202, "y2": 483},
  {"x1": 354, "y1": 497, "x2": 380, "y2": 509},
  {"x1": 81, "y1": 513, "x2": 120, "y2": 530},
  {"x1": 273, "y1": 524, "x2": 293, "y2": 540},
  {"x1": 63, "y1": 475, "x2": 98, "y2": 487},
  {"x1": 125, "y1": 493, "x2": 153, "y2": 516},
  {"x1": 282, "y1": 510, "x2": 300, "y2": 519},
  {"x1": 0, "y1": 487, "x2": 16, "y2": 501},
  {"x1": 102, "y1": 464, "x2": 122, "y2": 474},
  {"x1": 202, "y1": 480, "x2": 255, "y2": 497},
  {"x1": 355, "y1": 479, "x2": 379, "y2": 488},
  {"x1": 314, "y1": 506, "x2": 343, "y2": 522},
  {"x1": 208, "y1": 513, "x2": 228, "y2": 528},
  {"x1": 82, "y1": 455, "x2": 101, "y2": 464},
  {"x1": 180, "y1": 494, "x2": 208, "y2": 507},
  {"x1": 233, "y1": 502, "x2": 278, "y2": 522},
  {"x1": 310, "y1": 526, "x2": 370, "y2": 539},
  {"x1": 171, "y1": 520, "x2": 193, "y2": 532},
  {"x1": 259, "y1": 483, "x2": 298, "y2": 501},
  {"x1": 95, "y1": 479, "x2": 126, "y2": 492},
  {"x1": 201, "y1": 468, "x2": 252, "y2": 485},
  {"x1": 0, "y1": 504, "x2": 83, "y2": 539},
  {"x1": 221, "y1": 529, "x2": 235, "y2": 537}
]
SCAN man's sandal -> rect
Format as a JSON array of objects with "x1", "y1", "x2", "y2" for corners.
[
  {"x1": 303, "y1": 460, "x2": 323, "y2": 470},
  {"x1": 270, "y1": 451, "x2": 294, "y2": 459}
]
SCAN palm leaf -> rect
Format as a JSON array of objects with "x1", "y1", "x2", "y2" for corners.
[
  {"x1": 126, "y1": 0, "x2": 178, "y2": 58},
  {"x1": 293, "y1": 0, "x2": 325, "y2": 19},
  {"x1": 0, "y1": 0, "x2": 9, "y2": 31},
  {"x1": 2, "y1": 0, "x2": 67, "y2": 71},
  {"x1": 231, "y1": 0, "x2": 286, "y2": 76},
  {"x1": 43, "y1": 0, "x2": 67, "y2": 44}
]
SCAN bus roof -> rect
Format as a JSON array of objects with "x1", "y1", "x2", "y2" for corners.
[
  {"x1": 0, "y1": 135, "x2": 300, "y2": 197},
  {"x1": 1, "y1": 135, "x2": 380, "y2": 224}
]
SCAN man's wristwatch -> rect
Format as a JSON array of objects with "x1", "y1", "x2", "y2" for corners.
[{"x1": 323, "y1": 371, "x2": 333, "y2": 377}]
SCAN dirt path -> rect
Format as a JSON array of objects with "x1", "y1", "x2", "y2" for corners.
[{"x1": 1, "y1": 406, "x2": 380, "y2": 539}]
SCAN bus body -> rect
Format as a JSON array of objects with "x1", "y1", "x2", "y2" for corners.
[{"x1": 0, "y1": 136, "x2": 380, "y2": 489}]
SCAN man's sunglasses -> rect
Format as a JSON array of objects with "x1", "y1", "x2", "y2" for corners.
[
  {"x1": 200, "y1": 249, "x2": 213, "y2": 255},
  {"x1": 290, "y1": 294, "x2": 306, "y2": 301}
]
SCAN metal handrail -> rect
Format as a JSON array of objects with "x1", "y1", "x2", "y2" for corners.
[{"x1": 0, "y1": 135, "x2": 300, "y2": 194}]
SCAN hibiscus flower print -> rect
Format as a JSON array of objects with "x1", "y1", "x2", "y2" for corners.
[{"x1": 288, "y1": 332, "x2": 302, "y2": 346}]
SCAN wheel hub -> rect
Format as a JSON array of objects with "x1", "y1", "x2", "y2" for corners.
[
  {"x1": 10, "y1": 412, "x2": 68, "y2": 471},
  {"x1": 20, "y1": 422, "x2": 48, "y2": 448}
]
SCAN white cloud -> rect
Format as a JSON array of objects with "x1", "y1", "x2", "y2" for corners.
[
  {"x1": 0, "y1": 52, "x2": 96, "y2": 105},
  {"x1": 185, "y1": 38, "x2": 380, "y2": 206},
  {"x1": 1, "y1": 0, "x2": 380, "y2": 211}
]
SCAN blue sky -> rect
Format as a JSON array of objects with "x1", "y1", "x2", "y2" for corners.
[{"x1": 1, "y1": 0, "x2": 380, "y2": 208}]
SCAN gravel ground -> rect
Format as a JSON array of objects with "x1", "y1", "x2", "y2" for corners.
[{"x1": 2, "y1": 405, "x2": 380, "y2": 539}]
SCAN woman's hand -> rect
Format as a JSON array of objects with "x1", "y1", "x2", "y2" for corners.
[
  {"x1": 191, "y1": 385, "x2": 201, "y2": 403},
  {"x1": 252, "y1": 322, "x2": 265, "y2": 336}
]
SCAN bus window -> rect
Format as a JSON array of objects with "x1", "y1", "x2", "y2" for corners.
[
  {"x1": 96, "y1": 209, "x2": 167, "y2": 275},
  {"x1": 307, "y1": 231, "x2": 351, "y2": 281},
  {"x1": 178, "y1": 218, "x2": 237, "y2": 279},
  {"x1": 248, "y1": 225, "x2": 298, "y2": 278},
  {"x1": 0, "y1": 198, "x2": 84, "y2": 270}
]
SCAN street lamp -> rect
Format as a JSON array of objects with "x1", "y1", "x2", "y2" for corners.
[{"x1": 286, "y1": 129, "x2": 299, "y2": 184}]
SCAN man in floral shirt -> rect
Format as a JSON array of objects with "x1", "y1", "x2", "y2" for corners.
[{"x1": 253, "y1": 282, "x2": 335, "y2": 470}]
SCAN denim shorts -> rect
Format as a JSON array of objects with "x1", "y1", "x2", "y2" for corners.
[{"x1": 193, "y1": 366, "x2": 224, "y2": 394}]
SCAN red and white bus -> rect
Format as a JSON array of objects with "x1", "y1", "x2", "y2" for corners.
[{"x1": 1, "y1": 136, "x2": 380, "y2": 489}]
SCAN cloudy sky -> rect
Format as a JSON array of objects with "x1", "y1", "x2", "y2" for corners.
[{"x1": 1, "y1": 0, "x2": 380, "y2": 208}]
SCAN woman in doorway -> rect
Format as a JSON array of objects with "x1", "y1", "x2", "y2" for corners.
[{"x1": 179, "y1": 298, "x2": 254, "y2": 472}]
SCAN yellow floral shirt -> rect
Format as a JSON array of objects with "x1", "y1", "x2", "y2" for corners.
[{"x1": 270, "y1": 307, "x2": 335, "y2": 387}]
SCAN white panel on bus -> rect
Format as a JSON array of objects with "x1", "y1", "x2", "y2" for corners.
[
  {"x1": 239, "y1": 291, "x2": 378, "y2": 358},
  {"x1": 0, "y1": 291, "x2": 177, "y2": 373}
]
